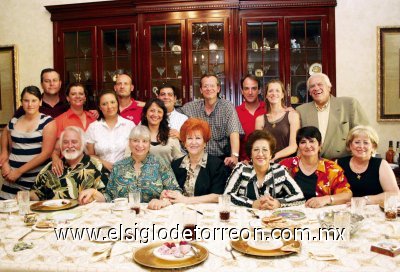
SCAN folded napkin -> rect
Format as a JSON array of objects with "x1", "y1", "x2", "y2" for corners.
[
  {"x1": 308, "y1": 249, "x2": 338, "y2": 261},
  {"x1": 281, "y1": 241, "x2": 301, "y2": 253}
]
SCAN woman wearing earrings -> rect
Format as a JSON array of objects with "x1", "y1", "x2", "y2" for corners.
[
  {"x1": 224, "y1": 130, "x2": 304, "y2": 209},
  {"x1": 255, "y1": 79, "x2": 300, "y2": 162},
  {"x1": 165, "y1": 118, "x2": 228, "y2": 204},
  {"x1": 280, "y1": 126, "x2": 352, "y2": 208}
]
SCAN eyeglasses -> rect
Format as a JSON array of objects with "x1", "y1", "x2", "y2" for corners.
[{"x1": 202, "y1": 84, "x2": 217, "y2": 89}]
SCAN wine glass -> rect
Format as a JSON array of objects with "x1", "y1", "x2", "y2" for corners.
[
  {"x1": 290, "y1": 64, "x2": 299, "y2": 75},
  {"x1": 263, "y1": 64, "x2": 271, "y2": 75},
  {"x1": 156, "y1": 66, "x2": 166, "y2": 77},
  {"x1": 193, "y1": 37, "x2": 201, "y2": 50},
  {"x1": 173, "y1": 65, "x2": 181, "y2": 78},
  {"x1": 83, "y1": 71, "x2": 91, "y2": 81},
  {"x1": 168, "y1": 41, "x2": 175, "y2": 50},
  {"x1": 81, "y1": 47, "x2": 90, "y2": 58},
  {"x1": 314, "y1": 35, "x2": 321, "y2": 47},
  {"x1": 109, "y1": 46, "x2": 116, "y2": 56},
  {"x1": 200, "y1": 63, "x2": 207, "y2": 75},
  {"x1": 72, "y1": 71, "x2": 81, "y2": 82},
  {"x1": 247, "y1": 63, "x2": 255, "y2": 74},
  {"x1": 157, "y1": 42, "x2": 165, "y2": 51},
  {"x1": 107, "y1": 70, "x2": 116, "y2": 81},
  {"x1": 125, "y1": 44, "x2": 131, "y2": 54}
]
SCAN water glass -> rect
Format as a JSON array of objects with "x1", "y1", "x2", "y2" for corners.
[
  {"x1": 384, "y1": 192, "x2": 398, "y2": 221},
  {"x1": 334, "y1": 211, "x2": 351, "y2": 246},
  {"x1": 122, "y1": 209, "x2": 136, "y2": 240},
  {"x1": 183, "y1": 210, "x2": 197, "y2": 240},
  {"x1": 218, "y1": 195, "x2": 231, "y2": 222},
  {"x1": 129, "y1": 189, "x2": 141, "y2": 214},
  {"x1": 17, "y1": 190, "x2": 30, "y2": 216},
  {"x1": 351, "y1": 197, "x2": 366, "y2": 216}
]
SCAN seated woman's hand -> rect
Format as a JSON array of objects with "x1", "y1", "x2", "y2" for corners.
[
  {"x1": 148, "y1": 199, "x2": 171, "y2": 210},
  {"x1": 78, "y1": 188, "x2": 97, "y2": 205},
  {"x1": 0, "y1": 152, "x2": 8, "y2": 167},
  {"x1": 305, "y1": 196, "x2": 330, "y2": 208},
  {"x1": 165, "y1": 191, "x2": 187, "y2": 204},
  {"x1": 259, "y1": 195, "x2": 281, "y2": 210}
]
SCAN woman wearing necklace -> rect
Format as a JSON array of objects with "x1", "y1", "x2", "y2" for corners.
[
  {"x1": 337, "y1": 126, "x2": 399, "y2": 204},
  {"x1": 224, "y1": 130, "x2": 304, "y2": 209},
  {"x1": 141, "y1": 98, "x2": 182, "y2": 164},
  {"x1": 165, "y1": 118, "x2": 228, "y2": 204},
  {"x1": 280, "y1": 126, "x2": 352, "y2": 208},
  {"x1": 0, "y1": 86, "x2": 56, "y2": 199},
  {"x1": 255, "y1": 79, "x2": 300, "y2": 162},
  {"x1": 81, "y1": 125, "x2": 182, "y2": 210},
  {"x1": 86, "y1": 90, "x2": 134, "y2": 172}
]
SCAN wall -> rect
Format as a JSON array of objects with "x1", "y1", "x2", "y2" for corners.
[{"x1": 0, "y1": 0, "x2": 399, "y2": 155}]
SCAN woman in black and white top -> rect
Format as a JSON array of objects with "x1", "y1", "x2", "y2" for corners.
[{"x1": 224, "y1": 130, "x2": 304, "y2": 209}]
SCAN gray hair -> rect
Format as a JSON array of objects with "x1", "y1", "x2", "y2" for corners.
[
  {"x1": 59, "y1": 126, "x2": 85, "y2": 151},
  {"x1": 129, "y1": 125, "x2": 151, "y2": 141},
  {"x1": 307, "y1": 72, "x2": 332, "y2": 90}
]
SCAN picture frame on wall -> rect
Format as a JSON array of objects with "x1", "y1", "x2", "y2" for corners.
[
  {"x1": 377, "y1": 26, "x2": 400, "y2": 121},
  {"x1": 0, "y1": 45, "x2": 19, "y2": 127}
]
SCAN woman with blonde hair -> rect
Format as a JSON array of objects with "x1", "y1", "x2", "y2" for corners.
[
  {"x1": 337, "y1": 125, "x2": 399, "y2": 204},
  {"x1": 255, "y1": 79, "x2": 300, "y2": 162}
]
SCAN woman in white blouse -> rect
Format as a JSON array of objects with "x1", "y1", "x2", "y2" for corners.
[{"x1": 86, "y1": 90, "x2": 135, "y2": 171}]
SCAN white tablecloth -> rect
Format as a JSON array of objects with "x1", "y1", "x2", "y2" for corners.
[{"x1": 0, "y1": 202, "x2": 398, "y2": 271}]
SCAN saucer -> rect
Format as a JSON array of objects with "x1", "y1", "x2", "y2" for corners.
[
  {"x1": 111, "y1": 205, "x2": 130, "y2": 212},
  {"x1": 0, "y1": 206, "x2": 19, "y2": 213}
]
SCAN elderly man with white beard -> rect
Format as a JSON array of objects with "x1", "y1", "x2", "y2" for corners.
[{"x1": 30, "y1": 126, "x2": 108, "y2": 204}]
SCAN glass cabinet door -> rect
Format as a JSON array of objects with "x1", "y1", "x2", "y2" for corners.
[
  {"x1": 288, "y1": 19, "x2": 323, "y2": 106},
  {"x1": 100, "y1": 27, "x2": 134, "y2": 92},
  {"x1": 244, "y1": 21, "x2": 280, "y2": 101},
  {"x1": 149, "y1": 24, "x2": 183, "y2": 105},
  {"x1": 63, "y1": 30, "x2": 95, "y2": 105},
  {"x1": 190, "y1": 22, "x2": 226, "y2": 100}
]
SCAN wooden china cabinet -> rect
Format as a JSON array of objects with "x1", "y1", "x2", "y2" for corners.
[{"x1": 46, "y1": 0, "x2": 336, "y2": 108}]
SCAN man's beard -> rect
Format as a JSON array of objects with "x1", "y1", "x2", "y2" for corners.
[{"x1": 62, "y1": 148, "x2": 82, "y2": 160}]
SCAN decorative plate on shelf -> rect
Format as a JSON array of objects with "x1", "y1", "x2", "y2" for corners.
[
  {"x1": 171, "y1": 45, "x2": 181, "y2": 54},
  {"x1": 255, "y1": 69, "x2": 264, "y2": 77},
  {"x1": 309, "y1": 63, "x2": 322, "y2": 75}
]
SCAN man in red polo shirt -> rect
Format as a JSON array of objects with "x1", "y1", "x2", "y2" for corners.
[
  {"x1": 236, "y1": 74, "x2": 267, "y2": 161},
  {"x1": 114, "y1": 74, "x2": 143, "y2": 125}
]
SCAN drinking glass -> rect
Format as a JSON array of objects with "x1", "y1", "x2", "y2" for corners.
[
  {"x1": 351, "y1": 197, "x2": 366, "y2": 216},
  {"x1": 334, "y1": 211, "x2": 351, "y2": 247},
  {"x1": 156, "y1": 66, "x2": 165, "y2": 77},
  {"x1": 183, "y1": 210, "x2": 197, "y2": 240},
  {"x1": 219, "y1": 195, "x2": 231, "y2": 222},
  {"x1": 122, "y1": 209, "x2": 136, "y2": 240},
  {"x1": 384, "y1": 192, "x2": 398, "y2": 221},
  {"x1": 17, "y1": 191, "x2": 30, "y2": 216},
  {"x1": 129, "y1": 189, "x2": 141, "y2": 215}
]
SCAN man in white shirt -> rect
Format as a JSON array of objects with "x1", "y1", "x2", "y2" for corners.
[{"x1": 157, "y1": 85, "x2": 188, "y2": 139}]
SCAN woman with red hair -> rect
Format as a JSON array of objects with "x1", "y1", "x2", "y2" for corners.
[{"x1": 163, "y1": 118, "x2": 228, "y2": 203}]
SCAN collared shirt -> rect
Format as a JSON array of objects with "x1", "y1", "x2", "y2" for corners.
[
  {"x1": 316, "y1": 101, "x2": 330, "y2": 144},
  {"x1": 168, "y1": 109, "x2": 188, "y2": 131},
  {"x1": 236, "y1": 101, "x2": 267, "y2": 161},
  {"x1": 86, "y1": 115, "x2": 135, "y2": 164},
  {"x1": 179, "y1": 99, "x2": 244, "y2": 157},
  {"x1": 55, "y1": 109, "x2": 96, "y2": 137},
  {"x1": 14, "y1": 99, "x2": 69, "y2": 118},
  {"x1": 179, "y1": 153, "x2": 208, "y2": 197},
  {"x1": 279, "y1": 156, "x2": 351, "y2": 197},
  {"x1": 224, "y1": 162, "x2": 305, "y2": 208},
  {"x1": 104, "y1": 154, "x2": 181, "y2": 203},
  {"x1": 120, "y1": 98, "x2": 143, "y2": 125},
  {"x1": 31, "y1": 154, "x2": 108, "y2": 200}
]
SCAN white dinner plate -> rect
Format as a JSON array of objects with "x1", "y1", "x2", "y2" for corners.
[
  {"x1": 46, "y1": 210, "x2": 82, "y2": 222},
  {"x1": 42, "y1": 199, "x2": 70, "y2": 207},
  {"x1": 247, "y1": 239, "x2": 284, "y2": 251},
  {"x1": 153, "y1": 245, "x2": 194, "y2": 261},
  {"x1": 0, "y1": 206, "x2": 19, "y2": 213}
]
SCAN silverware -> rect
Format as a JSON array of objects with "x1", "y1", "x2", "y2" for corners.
[
  {"x1": 105, "y1": 241, "x2": 117, "y2": 259},
  {"x1": 225, "y1": 244, "x2": 236, "y2": 260},
  {"x1": 247, "y1": 209, "x2": 260, "y2": 219},
  {"x1": 187, "y1": 206, "x2": 203, "y2": 215},
  {"x1": 18, "y1": 229, "x2": 34, "y2": 241},
  {"x1": 191, "y1": 246, "x2": 200, "y2": 258}
]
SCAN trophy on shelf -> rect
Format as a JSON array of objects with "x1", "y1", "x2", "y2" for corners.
[
  {"x1": 83, "y1": 71, "x2": 91, "y2": 81},
  {"x1": 173, "y1": 65, "x2": 181, "y2": 78},
  {"x1": 156, "y1": 66, "x2": 166, "y2": 77},
  {"x1": 81, "y1": 47, "x2": 90, "y2": 59},
  {"x1": 72, "y1": 71, "x2": 81, "y2": 82},
  {"x1": 157, "y1": 41, "x2": 165, "y2": 52}
]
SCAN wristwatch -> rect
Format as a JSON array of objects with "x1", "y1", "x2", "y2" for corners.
[{"x1": 231, "y1": 152, "x2": 239, "y2": 158}]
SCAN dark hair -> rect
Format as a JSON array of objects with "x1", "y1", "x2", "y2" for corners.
[
  {"x1": 66, "y1": 82, "x2": 88, "y2": 98},
  {"x1": 180, "y1": 118, "x2": 211, "y2": 144},
  {"x1": 97, "y1": 90, "x2": 120, "y2": 121},
  {"x1": 40, "y1": 68, "x2": 60, "y2": 83},
  {"x1": 246, "y1": 130, "x2": 277, "y2": 158},
  {"x1": 199, "y1": 73, "x2": 220, "y2": 88},
  {"x1": 240, "y1": 74, "x2": 261, "y2": 90},
  {"x1": 296, "y1": 126, "x2": 322, "y2": 146},
  {"x1": 21, "y1": 86, "x2": 42, "y2": 101},
  {"x1": 141, "y1": 98, "x2": 170, "y2": 145},
  {"x1": 265, "y1": 79, "x2": 286, "y2": 113},
  {"x1": 159, "y1": 84, "x2": 178, "y2": 99}
]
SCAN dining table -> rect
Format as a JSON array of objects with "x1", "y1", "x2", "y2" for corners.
[{"x1": 0, "y1": 201, "x2": 398, "y2": 272}]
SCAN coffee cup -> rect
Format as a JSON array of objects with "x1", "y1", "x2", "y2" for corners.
[
  {"x1": 2, "y1": 199, "x2": 18, "y2": 210},
  {"x1": 112, "y1": 198, "x2": 128, "y2": 209}
]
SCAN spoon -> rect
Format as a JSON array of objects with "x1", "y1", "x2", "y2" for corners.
[
  {"x1": 18, "y1": 229, "x2": 35, "y2": 241},
  {"x1": 225, "y1": 244, "x2": 236, "y2": 260},
  {"x1": 247, "y1": 209, "x2": 260, "y2": 219}
]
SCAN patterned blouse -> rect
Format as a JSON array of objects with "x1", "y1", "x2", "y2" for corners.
[
  {"x1": 224, "y1": 162, "x2": 305, "y2": 208},
  {"x1": 104, "y1": 154, "x2": 181, "y2": 203},
  {"x1": 180, "y1": 153, "x2": 208, "y2": 197},
  {"x1": 31, "y1": 154, "x2": 108, "y2": 200},
  {"x1": 279, "y1": 156, "x2": 351, "y2": 196}
]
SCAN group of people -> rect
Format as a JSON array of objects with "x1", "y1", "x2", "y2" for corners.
[{"x1": 0, "y1": 68, "x2": 398, "y2": 210}]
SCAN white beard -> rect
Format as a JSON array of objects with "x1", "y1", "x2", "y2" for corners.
[{"x1": 62, "y1": 149, "x2": 82, "y2": 160}]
